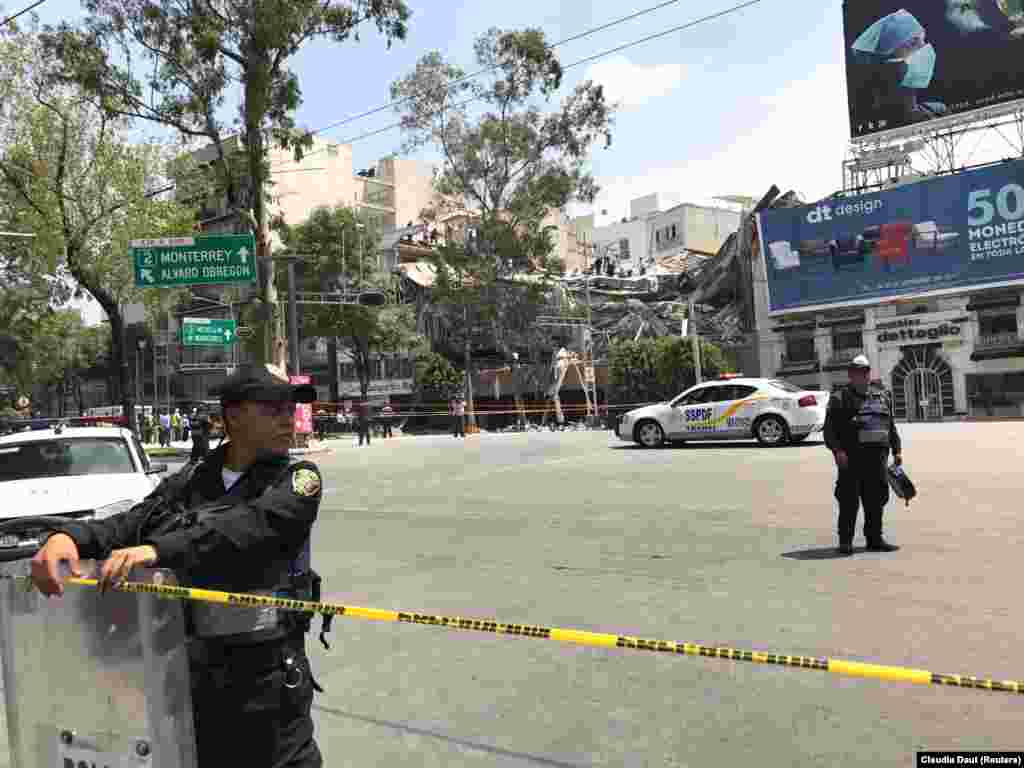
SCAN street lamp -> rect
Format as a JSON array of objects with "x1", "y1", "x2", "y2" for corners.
[{"x1": 136, "y1": 338, "x2": 147, "y2": 415}]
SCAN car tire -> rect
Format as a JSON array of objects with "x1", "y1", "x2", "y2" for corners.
[
  {"x1": 634, "y1": 420, "x2": 665, "y2": 448},
  {"x1": 754, "y1": 415, "x2": 789, "y2": 447}
]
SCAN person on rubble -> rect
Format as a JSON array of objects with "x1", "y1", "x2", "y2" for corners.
[{"x1": 30, "y1": 364, "x2": 327, "y2": 768}]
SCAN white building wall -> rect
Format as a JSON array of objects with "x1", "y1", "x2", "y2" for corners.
[{"x1": 590, "y1": 218, "x2": 650, "y2": 272}]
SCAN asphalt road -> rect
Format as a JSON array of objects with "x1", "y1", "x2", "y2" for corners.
[{"x1": 4, "y1": 424, "x2": 1023, "y2": 766}]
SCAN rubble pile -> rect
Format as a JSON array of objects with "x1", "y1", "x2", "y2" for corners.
[{"x1": 563, "y1": 186, "x2": 805, "y2": 353}]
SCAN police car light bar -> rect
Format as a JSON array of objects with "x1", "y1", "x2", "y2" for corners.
[{"x1": 717, "y1": 373, "x2": 743, "y2": 380}]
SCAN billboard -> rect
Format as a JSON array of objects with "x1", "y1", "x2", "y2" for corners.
[
  {"x1": 843, "y1": 1, "x2": 1024, "y2": 138},
  {"x1": 759, "y1": 159, "x2": 1024, "y2": 313}
]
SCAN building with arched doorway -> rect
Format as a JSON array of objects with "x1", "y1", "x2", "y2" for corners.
[{"x1": 757, "y1": 291, "x2": 1024, "y2": 422}]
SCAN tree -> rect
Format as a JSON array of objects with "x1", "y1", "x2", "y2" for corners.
[
  {"x1": 414, "y1": 350, "x2": 462, "y2": 395},
  {"x1": 609, "y1": 337, "x2": 731, "y2": 404},
  {"x1": 42, "y1": 0, "x2": 411, "y2": 367},
  {"x1": 280, "y1": 205, "x2": 421, "y2": 399},
  {"x1": 390, "y1": 28, "x2": 614, "y2": 424},
  {"x1": 0, "y1": 29, "x2": 196, "y2": 432},
  {"x1": 25, "y1": 310, "x2": 113, "y2": 415}
]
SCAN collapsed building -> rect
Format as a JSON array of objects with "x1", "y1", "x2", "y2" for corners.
[
  {"x1": 558, "y1": 186, "x2": 805, "y2": 376},
  {"x1": 394, "y1": 187, "x2": 805, "y2": 426}
]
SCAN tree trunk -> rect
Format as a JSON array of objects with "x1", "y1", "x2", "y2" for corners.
[
  {"x1": 328, "y1": 337, "x2": 339, "y2": 402},
  {"x1": 107, "y1": 310, "x2": 137, "y2": 434},
  {"x1": 245, "y1": 49, "x2": 279, "y2": 368},
  {"x1": 463, "y1": 305, "x2": 476, "y2": 428}
]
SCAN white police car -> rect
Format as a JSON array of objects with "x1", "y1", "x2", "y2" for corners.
[
  {"x1": 0, "y1": 424, "x2": 167, "y2": 562},
  {"x1": 616, "y1": 375, "x2": 829, "y2": 448}
]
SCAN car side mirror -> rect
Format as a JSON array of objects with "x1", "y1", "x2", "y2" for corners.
[{"x1": 147, "y1": 463, "x2": 169, "y2": 475}]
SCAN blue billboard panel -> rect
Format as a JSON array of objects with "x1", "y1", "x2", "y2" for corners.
[{"x1": 759, "y1": 160, "x2": 1024, "y2": 313}]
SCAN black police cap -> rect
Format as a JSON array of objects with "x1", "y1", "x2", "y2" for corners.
[{"x1": 211, "y1": 364, "x2": 316, "y2": 404}]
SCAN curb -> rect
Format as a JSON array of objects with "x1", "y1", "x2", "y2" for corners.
[{"x1": 289, "y1": 445, "x2": 333, "y2": 456}]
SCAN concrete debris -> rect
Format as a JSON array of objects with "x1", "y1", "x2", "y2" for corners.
[{"x1": 558, "y1": 186, "x2": 803, "y2": 352}]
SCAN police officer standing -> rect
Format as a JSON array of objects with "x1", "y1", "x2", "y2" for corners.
[
  {"x1": 823, "y1": 354, "x2": 903, "y2": 556},
  {"x1": 189, "y1": 404, "x2": 211, "y2": 462},
  {"x1": 30, "y1": 364, "x2": 325, "y2": 767}
]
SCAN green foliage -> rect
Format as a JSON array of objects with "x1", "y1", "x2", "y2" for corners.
[
  {"x1": 0, "y1": 29, "x2": 196, "y2": 427},
  {"x1": 282, "y1": 205, "x2": 421, "y2": 397},
  {"x1": 40, "y1": 0, "x2": 411, "y2": 365},
  {"x1": 0, "y1": 306, "x2": 110, "y2": 408},
  {"x1": 390, "y1": 27, "x2": 613, "y2": 410},
  {"x1": 609, "y1": 337, "x2": 731, "y2": 404},
  {"x1": 414, "y1": 351, "x2": 463, "y2": 397}
]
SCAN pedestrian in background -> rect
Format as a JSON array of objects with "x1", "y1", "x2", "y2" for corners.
[
  {"x1": 181, "y1": 411, "x2": 191, "y2": 443},
  {"x1": 380, "y1": 402, "x2": 394, "y2": 439},
  {"x1": 823, "y1": 354, "x2": 903, "y2": 556},
  {"x1": 159, "y1": 410, "x2": 171, "y2": 447},
  {"x1": 357, "y1": 400, "x2": 372, "y2": 447},
  {"x1": 142, "y1": 412, "x2": 154, "y2": 445},
  {"x1": 171, "y1": 408, "x2": 182, "y2": 443},
  {"x1": 450, "y1": 395, "x2": 465, "y2": 438},
  {"x1": 190, "y1": 406, "x2": 210, "y2": 462}
]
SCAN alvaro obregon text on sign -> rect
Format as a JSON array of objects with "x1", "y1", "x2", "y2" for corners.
[{"x1": 131, "y1": 234, "x2": 257, "y2": 288}]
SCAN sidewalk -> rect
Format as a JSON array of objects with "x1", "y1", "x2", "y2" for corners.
[{"x1": 143, "y1": 438, "x2": 334, "y2": 458}]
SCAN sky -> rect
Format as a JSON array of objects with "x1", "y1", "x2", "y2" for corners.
[{"x1": 7, "y1": 0, "x2": 1020, "y2": 325}]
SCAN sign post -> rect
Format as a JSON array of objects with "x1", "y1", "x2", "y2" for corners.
[
  {"x1": 131, "y1": 234, "x2": 257, "y2": 288},
  {"x1": 181, "y1": 318, "x2": 238, "y2": 346}
]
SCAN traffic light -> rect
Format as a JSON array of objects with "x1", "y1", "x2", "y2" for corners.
[{"x1": 357, "y1": 291, "x2": 387, "y2": 307}]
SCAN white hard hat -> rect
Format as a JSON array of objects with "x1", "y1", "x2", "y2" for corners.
[{"x1": 849, "y1": 354, "x2": 871, "y2": 369}]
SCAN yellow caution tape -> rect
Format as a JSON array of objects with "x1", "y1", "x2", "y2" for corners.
[{"x1": 48, "y1": 577, "x2": 1023, "y2": 695}]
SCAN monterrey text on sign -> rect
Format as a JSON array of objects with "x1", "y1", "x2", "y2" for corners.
[{"x1": 132, "y1": 234, "x2": 257, "y2": 287}]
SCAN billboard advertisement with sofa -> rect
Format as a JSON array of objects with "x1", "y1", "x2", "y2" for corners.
[
  {"x1": 759, "y1": 159, "x2": 1024, "y2": 313},
  {"x1": 843, "y1": 1, "x2": 1024, "y2": 138}
]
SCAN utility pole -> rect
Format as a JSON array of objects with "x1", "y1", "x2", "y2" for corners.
[
  {"x1": 267, "y1": 253, "x2": 304, "y2": 377},
  {"x1": 287, "y1": 258, "x2": 300, "y2": 376},
  {"x1": 688, "y1": 297, "x2": 702, "y2": 385},
  {"x1": 584, "y1": 237, "x2": 597, "y2": 426},
  {"x1": 464, "y1": 302, "x2": 476, "y2": 428}
]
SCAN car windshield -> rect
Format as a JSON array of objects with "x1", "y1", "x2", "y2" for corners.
[
  {"x1": 0, "y1": 438, "x2": 135, "y2": 482},
  {"x1": 769, "y1": 380, "x2": 804, "y2": 393}
]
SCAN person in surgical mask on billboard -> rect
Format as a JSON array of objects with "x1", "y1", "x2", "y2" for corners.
[{"x1": 850, "y1": 9, "x2": 947, "y2": 127}]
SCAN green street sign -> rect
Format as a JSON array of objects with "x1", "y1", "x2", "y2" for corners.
[
  {"x1": 181, "y1": 317, "x2": 237, "y2": 346},
  {"x1": 131, "y1": 234, "x2": 257, "y2": 287}
]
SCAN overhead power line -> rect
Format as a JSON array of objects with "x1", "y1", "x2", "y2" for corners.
[
  {"x1": 321, "y1": 0, "x2": 765, "y2": 152},
  {"x1": 1, "y1": 0, "x2": 48, "y2": 26},
  {"x1": 309, "y1": 0, "x2": 695, "y2": 139}
]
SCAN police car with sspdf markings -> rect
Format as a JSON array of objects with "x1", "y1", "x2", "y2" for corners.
[{"x1": 615, "y1": 375, "x2": 829, "y2": 448}]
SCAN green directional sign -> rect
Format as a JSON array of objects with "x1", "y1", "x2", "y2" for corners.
[
  {"x1": 131, "y1": 234, "x2": 257, "y2": 287},
  {"x1": 181, "y1": 317, "x2": 237, "y2": 346}
]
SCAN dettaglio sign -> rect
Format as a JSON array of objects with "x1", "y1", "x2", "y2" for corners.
[{"x1": 875, "y1": 314, "x2": 968, "y2": 345}]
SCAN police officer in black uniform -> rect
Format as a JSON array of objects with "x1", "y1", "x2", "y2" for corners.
[
  {"x1": 823, "y1": 354, "x2": 903, "y2": 556},
  {"x1": 189, "y1": 404, "x2": 211, "y2": 462},
  {"x1": 30, "y1": 364, "x2": 326, "y2": 767}
]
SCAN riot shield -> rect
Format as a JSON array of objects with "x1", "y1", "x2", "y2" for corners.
[{"x1": 0, "y1": 560, "x2": 196, "y2": 768}]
